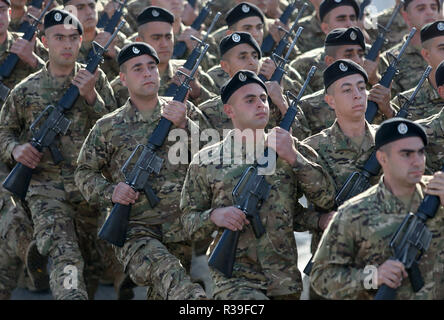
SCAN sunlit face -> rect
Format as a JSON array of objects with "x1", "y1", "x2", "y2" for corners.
[
  {"x1": 65, "y1": 0, "x2": 98, "y2": 31},
  {"x1": 120, "y1": 54, "x2": 160, "y2": 99},
  {"x1": 221, "y1": 43, "x2": 260, "y2": 77},
  {"x1": 42, "y1": 24, "x2": 82, "y2": 67},
  {"x1": 402, "y1": 0, "x2": 440, "y2": 30},
  {"x1": 138, "y1": 21, "x2": 174, "y2": 65}
]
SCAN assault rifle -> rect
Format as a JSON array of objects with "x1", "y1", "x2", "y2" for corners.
[
  {"x1": 18, "y1": 0, "x2": 45, "y2": 33},
  {"x1": 87, "y1": 0, "x2": 128, "y2": 62},
  {"x1": 365, "y1": 1, "x2": 403, "y2": 61},
  {"x1": 0, "y1": 0, "x2": 53, "y2": 102},
  {"x1": 365, "y1": 27, "x2": 416, "y2": 123},
  {"x1": 2, "y1": 21, "x2": 125, "y2": 200},
  {"x1": 374, "y1": 165, "x2": 443, "y2": 299},
  {"x1": 302, "y1": 65, "x2": 432, "y2": 276},
  {"x1": 259, "y1": 26, "x2": 303, "y2": 83},
  {"x1": 97, "y1": 44, "x2": 210, "y2": 247},
  {"x1": 172, "y1": 0, "x2": 214, "y2": 59},
  {"x1": 358, "y1": 0, "x2": 372, "y2": 21},
  {"x1": 208, "y1": 66, "x2": 317, "y2": 278},
  {"x1": 165, "y1": 11, "x2": 221, "y2": 97}
]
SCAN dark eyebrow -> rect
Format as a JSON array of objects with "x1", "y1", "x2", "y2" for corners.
[{"x1": 400, "y1": 147, "x2": 425, "y2": 153}]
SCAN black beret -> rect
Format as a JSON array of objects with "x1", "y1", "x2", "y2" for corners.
[
  {"x1": 221, "y1": 70, "x2": 268, "y2": 104},
  {"x1": 220, "y1": 32, "x2": 262, "y2": 59},
  {"x1": 1, "y1": 0, "x2": 10, "y2": 6},
  {"x1": 44, "y1": 9, "x2": 83, "y2": 35},
  {"x1": 420, "y1": 20, "x2": 444, "y2": 43},
  {"x1": 324, "y1": 59, "x2": 368, "y2": 90},
  {"x1": 137, "y1": 6, "x2": 175, "y2": 27},
  {"x1": 404, "y1": 0, "x2": 440, "y2": 11},
  {"x1": 225, "y1": 2, "x2": 265, "y2": 27},
  {"x1": 375, "y1": 118, "x2": 428, "y2": 150},
  {"x1": 325, "y1": 27, "x2": 365, "y2": 50},
  {"x1": 118, "y1": 42, "x2": 160, "y2": 66},
  {"x1": 319, "y1": 0, "x2": 360, "y2": 22},
  {"x1": 435, "y1": 59, "x2": 444, "y2": 87}
]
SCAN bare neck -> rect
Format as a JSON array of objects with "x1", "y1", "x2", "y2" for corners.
[
  {"x1": 130, "y1": 93, "x2": 159, "y2": 112},
  {"x1": 383, "y1": 175, "x2": 417, "y2": 198},
  {"x1": 336, "y1": 116, "x2": 366, "y2": 138},
  {"x1": 48, "y1": 61, "x2": 75, "y2": 78}
]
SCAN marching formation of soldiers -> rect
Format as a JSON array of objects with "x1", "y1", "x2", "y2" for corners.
[{"x1": 0, "y1": 0, "x2": 444, "y2": 301}]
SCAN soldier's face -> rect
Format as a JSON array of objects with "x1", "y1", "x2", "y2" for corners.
[
  {"x1": 151, "y1": 0, "x2": 183, "y2": 19},
  {"x1": 121, "y1": 54, "x2": 160, "y2": 99},
  {"x1": 233, "y1": 17, "x2": 264, "y2": 46},
  {"x1": 333, "y1": 45, "x2": 365, "y2": 67},
  {"x1": 138, "y1": 22, "x2": 174, "y2": 65},
  {"x1": 402, "y1": 0, "x2": 440, "y2": 29},
  {"x1": 65, "y1": 0, "x2": 98, "y2": 32},
  {"x1": 379, "y1": 137, "x2": 425, "y2": 188},
  {"x1": 322, "y1": 6, "x2": 358, "y2": 34},
  {"x1": 224, "y1": 83, "x2": 269, "y2": 131},
  {"x1": 421, "y1": 36, "x2": 444, "y2": 69},
  {"x1": 0, "y1": 2, "x2": 10, "y2": 35},
  {"x1": 221, "y1": 44, "x2": 260, "y2": 76},
  {"x1": 42, "y1": 25, "x2": 82, "y2": 67},
  {"x1": 325, "y1": 74, "x2": 367, "y2": 122}
]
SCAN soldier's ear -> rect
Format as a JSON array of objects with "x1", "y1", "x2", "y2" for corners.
[
  {"x1": 324, "y1": 92, "x2": 335, "y2": 110},
  {"x1": 324, "y1": 55, "x2": 335, "y2": 66},
  {"x1": 41, "y1": 34, "x2": 48, "y2": 48},
  {"x1": 437, "y1": 85, "x2": 444, "y2": 99},
  {"x1": 220, "y1": 60, "x2": 230, "y2": 75},
  {"x1": 120, "y1": 71, "x2": 126, "y2": 87},
  {"x1": 420, "y1": 48, "x2": 431, "y2": 64},
  {"x1": 400, "y1": 7, "x2": 412, "y2": 27},
  {"x1": 320, "y1": 22, "x2": 330, "y2": 36},
  {"x1": 375, "y1": 149, "x2": 386, "y2": 167},
  {"x1": 223, "y1": 103, "x2": 234, "y2": 119}
]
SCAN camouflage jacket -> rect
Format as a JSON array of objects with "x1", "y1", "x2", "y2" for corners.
[
  {"x1": 180, "y1": 130, "x2": 336, "y2": 296},
  {"x1": 300, "y1": 120, "x2": 380, "y2": 249},
  {"x1": 381, "y1": 36, "x2": 428, "y2": 96},
  {"x1": 295, "y1": 11, "x2": 324, "y2": 54},
  {"x1": 198, "y1": 94, "x2": 311, "y2": 142},
  {"x1": 390, "y1": 78, "x2": 444, "y2": 121},
  {"x1": 75, "y1": 97, "x2": 209, "y2": 245},
  {"x1": 110, "y1": 58, "x2": 217, "y2": 108},
  {"x1": 0, "y1": 62, "x2": 117, "y2": 196},
  {"x1": 290, "y1": 47, "x2": 325, "y2": 93},
  {"x1": 0, "y1": 31, "x2": 48, "y2": 90},
  {"x1": 311, "y1": 176, "x2": 444, "y2": 300}
]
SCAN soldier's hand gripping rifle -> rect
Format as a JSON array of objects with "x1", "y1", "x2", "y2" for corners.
[
  {"x1": 208, "y1": 66, "x2": 317, "y2": 278},
  {"x1": 87, "y1": 0, "x2": 128, "y2": 62},
  {"x1": 259, "y1": 26, "x2": 303, "y2": 84},
  {"x1": 261, "y1": 1, "x2": 303, "y2": 56},
  {"x1": 374, "y1": 164, "x2": 444, "y2": 300},
  {"x1": 165, "y1": 11, "x2": 221, "y2": 97},
  {"x1": 17, "y1": 0, "x2": 46, "y2": 33},
  {"x1": 303, "y1": 65, "x2": 432, "y2": 276},
  {"x1": 365, "y1": 1, "x2": 403, "y2": 61},
  {"x1": 2, "y1": 21, "x2": 125, "y2": 200},
  {"x1": 365, "y1": 27, "x2": 416, "y2": 123},
  {"x1": 98, "y1": 44, "x2": 210, "y2": 247},
  {"x1": 0, "y1": 0, "x2": 53, "y2": 103},
  {"x1": 172, "y1": 0, "x2": 214, "y2": 59}
]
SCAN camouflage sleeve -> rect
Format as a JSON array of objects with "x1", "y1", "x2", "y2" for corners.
[
  {"x1": 292, "y1": 139, "x2": 336, "y2": 210},
  {"x1": 95, "y1": 68, "x2": 118, "y2": 113},
  {"x1": 110, "y1": 76, "x2": 129, "y2": 108},
  {"x1": 193, "y1": 69, "x2": 217, "y2": 105},
  {"x1": 0, "y1": 88, "x2": 23, "y2": 167},
  {"x1": 180, "y1": 157, "x2": 218, "y2": 241},
  {"x1": 310, "y1": 207, "x2": 369, "y2": 299},
  {"x1": 75, "y1": 121, "x2": 115, "y2": 209}
]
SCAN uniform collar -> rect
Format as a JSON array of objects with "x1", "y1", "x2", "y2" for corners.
[
  {"x1": 330, "y1": 119, "x2": 376, "y2": 151},
  {"x1": 39, "y1": 61, "x2": 81, "y2": 89},
  {"x1": 121, "y1": 97, "x2": 165, "y2": 125}
]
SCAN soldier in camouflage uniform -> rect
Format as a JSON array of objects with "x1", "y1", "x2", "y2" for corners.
[
  {"x1": 201, "y1": 33, "x2": 311, "y2": 142},
  {"x1": 0, "y1": 10, "x2": 117, "y2": 300},
  {"x1": 110, "y1": 6, "x2": 217, "y2": 108},
  {"x1": 297, "y1": 0, "x2": 360, "y2": 54},
  {"x1": 63, "y1": 0, "x2": 130, "y2": 81},
  {"x1": 0, "y1": 0, "x2": 51, "y2": 298},
  {"x1": 299, "y1": 28, "x2": 394, "y2": 135},
  {"x1": 390, "y1": 21, "x2": 444, "y2": 121},
  {"x1": 180, "y1": 70, "x2": 336, "y2": 300},
  {"x1": 311, "y1": 118, "x2": 444, "y2": 299},
  {"x1": 75, "y1": 43, "x2": 208, "y2": 300},
  {"x1": 380, "y1": 0, "x2": 441, "y2": 96},
  {"x1": 299, "y1": 60, "x2": 382, "y2": 285}
]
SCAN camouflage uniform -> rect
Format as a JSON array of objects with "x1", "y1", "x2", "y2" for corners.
[
  {"x1": 180, "y1": 130, "x2": 336, "y2": 299},
  {"x1": 198, "y1": 95, "x2": 311, "y2": 142},
  {"x1": 0, "y1": 62, "x2": 117, "y2": 300},
  {"x1": 300, "y1": 120, "x2": 380, "y2": 253},
  {"x1": 74, "y1": 97, "x2": 209, "y2": 299},
  {"x1": 390, "y1": 78, "x2": 444, "y2": 121},
  {"x1": 290, "y1": 47, "x2": 325, "y2": 93},
  {"x1": 111, "y1": 59, "x2": 217, "y2": 108},
  {"x1": 295, "y1": 11, "x2": 324, "y2": 54},
  {"x1": 77, "y1": 30, "x2": 131, "y2": 82},
  {"x1": 311, "y1": 176, "x2": 444, "y2": 299},
  {"x1": 381, "y1": 36, "x2": 428, "y2": 96}
]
